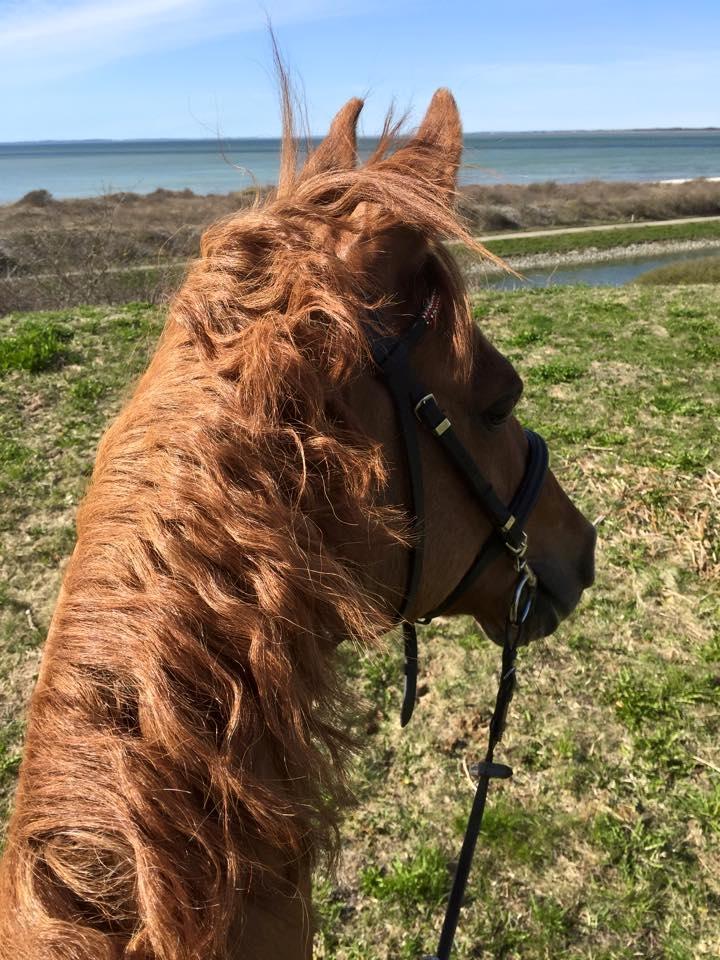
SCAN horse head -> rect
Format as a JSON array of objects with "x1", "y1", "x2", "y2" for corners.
[
  {"x1": 286, "y1": 89, "x2": 596, "y2": 648},
  {"x1": 0, "y1": 87, "x2": 595, "y2": 960}
]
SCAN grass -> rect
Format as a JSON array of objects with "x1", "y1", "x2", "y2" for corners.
[
  {"x1": 635, "y1": 254, "x2": 720, "y2": 285},
  {"x1": 477, "y1": 218, "x2": 720, "y2": 258},
  {"x1": 360, "y1": 845, "x2": 450, "y2": 907},
  {"x1": 458, "y1": 178, "x2": 720, "y2": 233},
  {"x1": 0, "y1": 318, "x2": 73, "y2": 373},
  {"x1": 1, "y1": 288, "x2": 719, "y2": 959},
  {"x1": 316, "y1": 285, "x2": 719, "y2": 959},
  {"x1": 0, "y1": 303, "x2": 164, "y2": 831}
]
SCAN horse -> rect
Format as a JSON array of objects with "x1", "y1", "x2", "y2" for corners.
[{"x1": 0, "y1": 87, "x2": 596, "y2": 959}]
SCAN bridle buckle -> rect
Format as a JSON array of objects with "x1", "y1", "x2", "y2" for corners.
[
  {"x1": 413, "y1": 393, "x2": 436, "y2": 419},
  {"x1": 414, "y1": 392, "x2": 451, "y2": 436}
]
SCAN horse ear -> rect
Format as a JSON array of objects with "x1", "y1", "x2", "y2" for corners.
[
  {"x1": 384, "y1": 88, "x2": 462, "y2": 200},
  {"x1": 303, "y1": 97, "x2": 364, "y2": 177}
]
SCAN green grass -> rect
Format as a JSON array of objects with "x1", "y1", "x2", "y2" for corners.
[
  {"x1": 316, "y1": 285, "x2": 719, "y2": 959},
  {"x1": 527, "y1": 358, "x2": 587, "y2": 384},
  {"x1": 1, "y1": 289, "x2": 719, "y2": 959},
  {"x1": 476, "y1": 218, "x2": 720, "y2": 258},
  {"x1": 635, "y1": 254, "x2": 720, "y2": 285},
  {"x1": 0, "y1": 302, "x2": 165, "y2": 836},
  {"x1": 608, "y1": 664, "x2": 719, "y2": 776},
  {"x1": 0, "y1": 318, "x2": 73, "y2": 373},
  {"x1": 360, "y1": 845, "x2": 449, "y2": 907}
]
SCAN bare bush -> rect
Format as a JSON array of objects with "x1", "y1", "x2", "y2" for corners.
[{"x1": 457, "y1": 177, "x2": 720, "y2": 231}]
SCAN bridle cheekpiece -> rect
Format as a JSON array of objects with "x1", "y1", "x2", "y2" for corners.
[{"x1": 365, "y1": 293, "x2": 549, "y2": 960}]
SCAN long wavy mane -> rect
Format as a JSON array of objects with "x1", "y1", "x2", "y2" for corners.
[{"x1": 0, "y1": 79, "x2": 492, "y2": 959}]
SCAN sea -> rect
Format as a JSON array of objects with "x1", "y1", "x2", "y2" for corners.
[{"x1": 1, "y1": 130, "x2": 719, "y2": 204}]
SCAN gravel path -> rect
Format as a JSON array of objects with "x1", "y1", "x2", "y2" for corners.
[{"x1": 477, "y1": 214, "x2": 720, "y2": 243}]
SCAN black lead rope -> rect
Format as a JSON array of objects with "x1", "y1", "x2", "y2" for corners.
[
  {"x1": 425, "y1": 612, "x2": 529, "y2": 960},
  {"x1": 401, "y1": 621, "x2": 419, "y2": 728}
]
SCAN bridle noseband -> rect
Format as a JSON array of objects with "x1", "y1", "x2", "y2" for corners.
[{"x1": 366, "y1": 293, "x2": 549, "y2": 960}]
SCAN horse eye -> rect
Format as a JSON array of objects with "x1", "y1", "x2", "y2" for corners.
[{"x1": 484, "y1": 395, "x2": 520, "y2": 429}]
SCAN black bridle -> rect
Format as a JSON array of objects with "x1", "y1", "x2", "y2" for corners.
[{"x1": 366, "y1": 293, "x2": 549, "y2": 960}]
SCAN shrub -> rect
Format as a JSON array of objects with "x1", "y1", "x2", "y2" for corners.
[{"x1": 16, "y1": 189, "x2": 53, "y2": 207}]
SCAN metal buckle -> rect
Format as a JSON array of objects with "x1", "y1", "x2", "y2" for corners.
[
  {"x1": 504, "y1": 530, "x2": 527, "y2": 556},
  {"x1": 414, "y1": 393, "x2": 451, "y2": 436},
  {"x1": 504, "y1": 530, "x2": 529, "y2": 570},
  {"x1": 414, "y1": 393, "x2": 435, "y2": 419},
  {"x1": 415, "y1": 393, "x2": 437, "y2": 420}
]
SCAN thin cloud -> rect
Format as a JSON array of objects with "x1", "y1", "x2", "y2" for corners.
[
  {"x1": 0, "y1": 0, "x2": 198, "y2": 46},
  {"x1": 0, "y1": 0, "x2": 359, "y2": 86}
]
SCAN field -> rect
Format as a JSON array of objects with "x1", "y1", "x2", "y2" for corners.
[
  {"x1": 457, "y1": 178, "x2": 720, "y2": 233},
  {"x1": 1, "y1": 286, "x2": 719, "y2": 958}
]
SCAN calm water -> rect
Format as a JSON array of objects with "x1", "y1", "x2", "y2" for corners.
[
  {"x1": 484, "y1": 246, "x2": 720, "y2": 290},
  {"x1": 1, "y1": 130, "x2": 719, "y2": 203}
]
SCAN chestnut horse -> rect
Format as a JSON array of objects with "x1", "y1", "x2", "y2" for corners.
[{"x1": 0, "y1": 90, "x2": 595, "y2": 959}]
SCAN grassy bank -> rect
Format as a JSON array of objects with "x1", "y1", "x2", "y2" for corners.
[
  {"x1": 635, "y1": 254, "x2": 720, "y2": 285},
  {"x1": 1, "y1": 288, "x2": 719, "y2": 959},
  {"x1": 0, "y1": 188, "x2": 252, "y2": 313},
  {"x1": 479, "y1": 218, "x2": 720, "y2": 259},
  {"x1": 314, "y1": 285, "x2": 719, "y2": 959}
]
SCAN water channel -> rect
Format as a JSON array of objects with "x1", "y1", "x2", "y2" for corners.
[{"x1": 481, "y1": 246, "x2": 720, "y2": 290}]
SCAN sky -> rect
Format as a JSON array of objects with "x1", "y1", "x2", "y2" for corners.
[{"x1": 1, "y1": 0, "x2": 719, "y2": 141}]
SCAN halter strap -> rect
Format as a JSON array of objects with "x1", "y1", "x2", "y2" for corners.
[
  {"x1": 420, "y1": 428, "x2": 548, "y2": 623},
  {"x1": 366, "y1": 298, "x2": 548, "y2": 639}
]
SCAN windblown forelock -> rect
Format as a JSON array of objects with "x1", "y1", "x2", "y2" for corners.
[{"x1": 173, "y1": 134, "x2": 495, "y2": 381}]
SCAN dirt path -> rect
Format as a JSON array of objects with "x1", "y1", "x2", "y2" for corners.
[{"x1": 478, "y1": 214, "x2": 720, "y2": 242}]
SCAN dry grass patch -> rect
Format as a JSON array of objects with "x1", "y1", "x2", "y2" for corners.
[{"x1": 4, "y1": 180, "x2": 720, "y2": 312}]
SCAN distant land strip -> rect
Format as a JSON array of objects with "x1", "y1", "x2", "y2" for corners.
[{"x1": 478, "y1": 214, "x2": 720, "y2": 242}]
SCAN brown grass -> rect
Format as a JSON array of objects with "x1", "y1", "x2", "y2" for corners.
[
  {"x1": 458, "y1": 177, "x2": 720, "y2": 232},
  {"x1": 3, "y1": 179, "x2": 720, "y2": 313}
]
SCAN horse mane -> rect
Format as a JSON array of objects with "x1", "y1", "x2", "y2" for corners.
[{"x1": 0, "y1": 83, "x2": 492, "y2": 960}]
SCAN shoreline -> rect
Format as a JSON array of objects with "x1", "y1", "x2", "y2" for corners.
[
  {"x1": 3, "y1": 174, "x2": 720, "y2": 208},
  {"x1": 658, "y1": 176, "x2": 720, "y2": 184}
]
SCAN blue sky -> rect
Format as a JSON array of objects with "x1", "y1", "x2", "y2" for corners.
[{"x1": 1, "y1": 0, "x2": 718, "y2": 141}]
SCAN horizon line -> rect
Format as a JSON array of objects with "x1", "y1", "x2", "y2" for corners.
[{"x1": 2, "y1": 126, "x2": 720, "y2": 146}]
